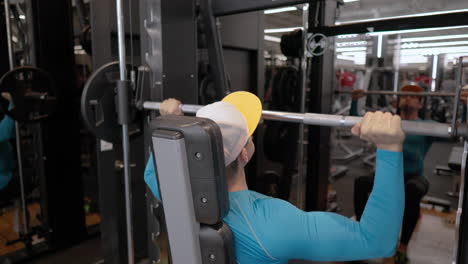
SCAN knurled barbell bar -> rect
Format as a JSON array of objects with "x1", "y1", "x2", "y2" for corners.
[{"x1": 142, "y1": 102, "x2": 467, "y2": 138}]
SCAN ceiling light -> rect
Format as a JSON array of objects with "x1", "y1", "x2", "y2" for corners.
[
  {"x1": 341, "y1": 51, "x2": 367, "y2": 57},
  {"x1": 336, "y1": 47, "x2": 367, "y2": 52},
  {"x1": 337, "y1": 55, "x2": 355, "y2": 61},
  {"x1": 446, "y1": 53, "x2": 468, "y2": 61},
  {"x1": 400, "y1": 56, "x2": 429, "y2": 64},
  {"x1": 337, "y1": 34, "x2": 359, "y2": 39},
  {"x1": 336, "y1": 41, "x2": 367, "y2": 47},
  {"x1": 264, "y1": 53, "x2": 288, "y2": 61},
  {"x1": 264, "y1": 27, "x2": 303, "y2": 33},
  {"x1": 431, "y1": 55, "x2": 438, "y2": 91},
  {"x1": 337, "y1": 55, "x2": 365, "y2": 65},
  {"x1": 401, "y1": 46, "x2": 468, "y2": 56},
  {"x1": 402, "y1": 41, "x2": 468, "y2": 49},
  {"x1": 19, "y1": 15, "x2": 26, "y2": 20},
  {"x1": 377, "y1": 34, "x2": 383, "y2": 58},
  {"x1": 366, "y1": 25, "x2": 468, "y2": 36},
  {"x1": 431, "y1": 55, "x2": 438, "y2": 79},
  {"x1": 401, "y1": 34, "x2": 468, "y2": 43},
  {"x1": 264, "y1": 7, "x2": 298, "y2": 14},
  {"x1": 343, "y1": 0, "x2": 360, "y2": 2},
  {"x1": 264, "y1": 35, "x2": 281, "y2": 43},
  {"x1": 336, "y1": 9, "x2": 468, "y2": 25}
]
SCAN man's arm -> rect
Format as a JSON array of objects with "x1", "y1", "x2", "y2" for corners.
[
  {"x1": 144, "y1": 153, "x2": 160, "y2": 200},
  {"x1": 144, "y1": 98, "x2": 183, "y2": 200},
  {"x1": 462, "y1": 87, "x2": 468, "y2": 123},
  {"x1": 350, "y1": 99, "x2": 359, "y2": 116},
  {"x1": 263, "y1": 112, "x2": 405, "y2": 262},
  {"x1": 262, "y1": 150, "x2": 404, "y2": 262},
  {"x1": 0, "y1": 95, "x2": 15, "y2": 143},
  {"x1": 350, "y1": 89, "x2": 365, "y2": 116},
  {"x1": 0, "y1": 114, "x2": 15, "y2": 143}
]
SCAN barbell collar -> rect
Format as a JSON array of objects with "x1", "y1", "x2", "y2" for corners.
[{"x1": 117, "y1": 80, "x2": 131, "y2": 125}]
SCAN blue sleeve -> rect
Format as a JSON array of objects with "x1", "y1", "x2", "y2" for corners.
[
  {"x1": 262, "y1": 150, "x2": 404, "y2": 262},
  {"x1": 144, "y1": 153, "x2": 161, "y2": 200},
  {"x1": 0, "y1": 114, "x2": 15, "y2": 143},
  {"x1": 350, "y1": 99, "x2": 359, "y2": 116}
]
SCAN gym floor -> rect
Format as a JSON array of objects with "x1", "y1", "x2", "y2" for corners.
[
  {"x1": 15, "y1": 138, "x2": 460, "y2": 264},
  {"x1": 23, "y1": 238, "x2": 103, "y2": 264}
]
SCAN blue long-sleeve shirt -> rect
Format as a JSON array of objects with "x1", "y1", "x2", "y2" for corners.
[
  {"x1": 0, "y1": 114, "x2": 15, "y2": 189},
  {"x1": 144, "y1": 150, "x2": 404, "y2": 263}
]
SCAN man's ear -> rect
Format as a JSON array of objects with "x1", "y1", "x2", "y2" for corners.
[{"x1": 239, "y1": 148, "x2": 248, "y2": 163}]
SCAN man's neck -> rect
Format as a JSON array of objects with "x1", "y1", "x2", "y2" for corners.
[
  {"x1": 227, "y1": 168, "x2": 248, "y2": 192},
  {"x1": 400, "y1": 110, "x2": 419, "y2": 120}
]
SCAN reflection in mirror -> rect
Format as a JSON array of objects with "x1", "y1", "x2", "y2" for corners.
[
  {"x1": 0, "y1": 1, "x2": 43, "y2": 257},
  {"x1": 262, "y1": 3, "x2": 468, "y2": 263},
  {"x1": 337, "y1": 0, "x2": 468, "y2": 25},
  {"x1": 0, "y1": 0, "x2": 98, "y2": 259},
  {"x1": 333, "y1": 28, "x2": 468, "y2": 121},
  {"x1": 263, "y1": 4, "x2": 308, "y2": 209},
  {"x1": 72, "y1": 0, "x2": 99, "y2": 233},
  {"x1": 332, "y1": 27, "x2": 468, "y2": 263}
]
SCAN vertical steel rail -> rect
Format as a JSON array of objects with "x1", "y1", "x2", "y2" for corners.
[
  {"x1": 453, "y1": 122, "x2": 467, "y2": 264},
  {"x1": 453, "y1": 58, "x2": 467, "y2": 264},
  {"x1": 115, "y1": 0, "x2": 134, "y2": 262},
  {"x1": 296, "y1": 3, "x2": 309, "y2": 209},
  {"x1": 4, "y1": 0, "x2": 28, "y2": 236}
]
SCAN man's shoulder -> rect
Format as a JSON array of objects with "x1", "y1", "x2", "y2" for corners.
[
  {"x1": 229, "y1": 190, "x2": 271, "y2": 202},
  {"x1": 229, "y1": 190, "x2": 297, "y2": 211},
  {"x1": 231, "y1": 190, "x2": 285, "y2": 201}
]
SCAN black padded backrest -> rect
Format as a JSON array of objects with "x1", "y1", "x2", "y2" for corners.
[
  {"x1": 200, "y1": 223, "x2": 236, "y2": 264},
  {"x1": 150, "y1": 115, "x2": 236, "y2": 264},
  {"x1": 151, "y1": 115, "x2": 229, "y2": 224}
]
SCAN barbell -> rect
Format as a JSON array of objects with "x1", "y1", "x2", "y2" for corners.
[
  {"x1": 336, "y1": 90, "x2": 456, "y2": 97},
  {"x1": 81, "y1": 62, "x2": 468, "y2": 143},
  {"x1": 143, "y1": 102, "x2": 466, "y2": 138}
]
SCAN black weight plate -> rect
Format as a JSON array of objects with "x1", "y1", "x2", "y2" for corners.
[
  {"x1": 80, "y1": 25, "x2": 92, "y2": 55},
  {"x1": 81, "y1": 61, "x2": 141, "y2": 143},
  {"x1": 0, "y1": 66, "x2": 57, "y2": 123},
  {"x1": 199, "y1": 74, "x2": 231, "y2": 105}
]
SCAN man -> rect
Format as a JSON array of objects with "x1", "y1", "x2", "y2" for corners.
[
  {"x1": 351, "y1": 83, "x2": 462, "y2": 264},
  {"x1": 145, "y1": 91, "x2": 405, "y2": 263}
]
